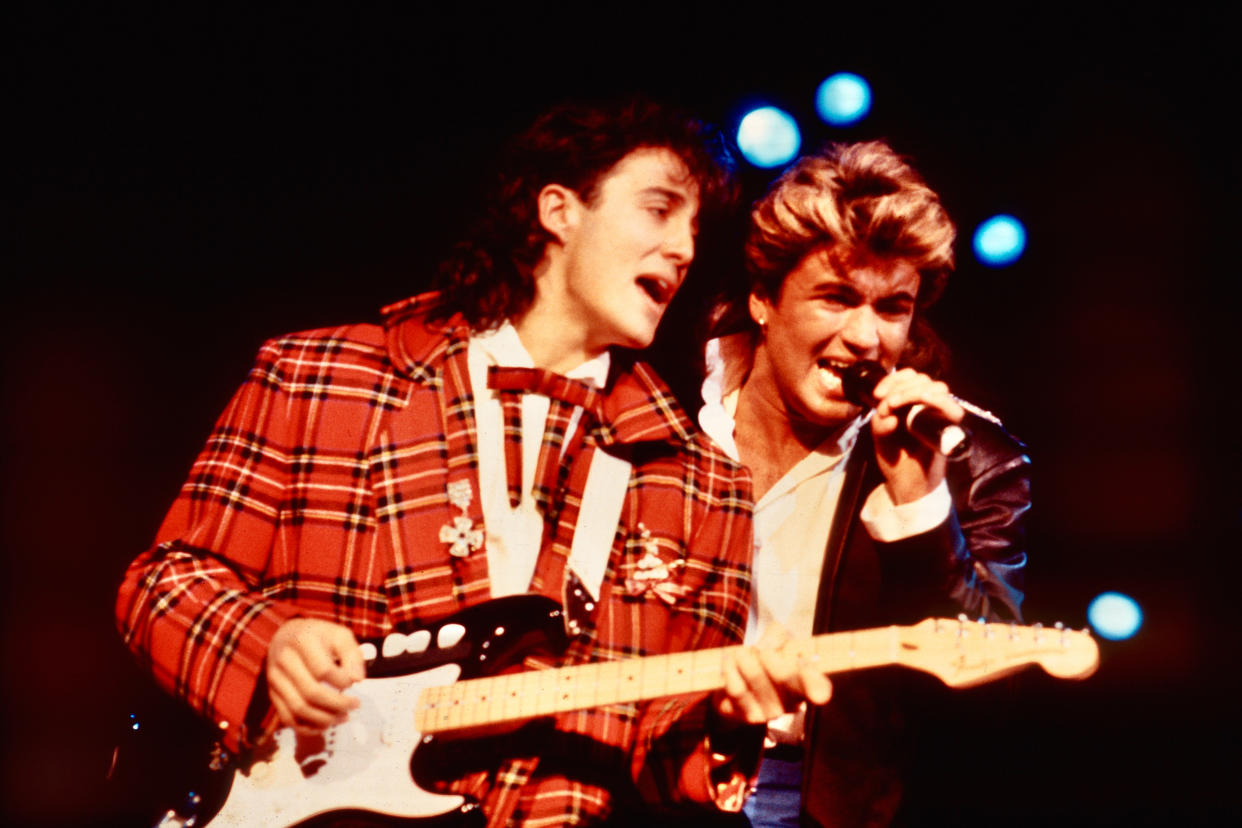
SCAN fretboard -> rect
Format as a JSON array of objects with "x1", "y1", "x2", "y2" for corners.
[{"x1": 415, "y1": 627, "x2": 899, "y2": 733}]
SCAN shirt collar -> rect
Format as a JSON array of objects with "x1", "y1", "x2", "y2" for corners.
[
  {"x1": 381, "y1": 292, "x2": 692, "y2": 447},
  {"x1": 471, "y1": 321, "x2": 611, "y2": 389}
]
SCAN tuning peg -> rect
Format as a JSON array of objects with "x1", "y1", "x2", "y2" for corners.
[{"x1": 1032, "y1": 621, "x2": 1044, "y2": 642}]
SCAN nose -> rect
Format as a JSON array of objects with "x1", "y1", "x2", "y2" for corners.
[
  {"x1": 662, "y1": 216, "x2": 695, "y2": 270},
  {"x1": 841, "y1": 305, "x2": 880, "y2": 355}
]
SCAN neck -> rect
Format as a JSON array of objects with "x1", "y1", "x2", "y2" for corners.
[
  {"x1": 734, "y1": 348, "x2": 847, "y2": 499},
  {"x1": 512, "y1": 303, "x2": 603, "y2": 374},
  {"x1": 512, "y1": 263, "x2": 605, "y2": 374}
]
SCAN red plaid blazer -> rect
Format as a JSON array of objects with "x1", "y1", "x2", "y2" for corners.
[{"x1": 116, "y1": 293, "x2": 756, "y2": 824}]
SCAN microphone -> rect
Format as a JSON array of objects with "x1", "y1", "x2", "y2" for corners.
[{"x1": 841, "y1": 360, "x2": 971, "y2": 458}]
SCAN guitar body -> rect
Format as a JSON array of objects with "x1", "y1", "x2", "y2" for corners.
[{"x1": 154, "y1": 595, "x2": 567, "y2": 827}]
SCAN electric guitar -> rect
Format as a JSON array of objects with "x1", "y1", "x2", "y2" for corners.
[{"x1": 147, "y1": 594, "x2": 1098, "y2": 827}]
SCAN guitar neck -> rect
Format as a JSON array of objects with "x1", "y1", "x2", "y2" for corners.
[{"x1": 415, "y1": 627, "x2": 898, "y2": 734}]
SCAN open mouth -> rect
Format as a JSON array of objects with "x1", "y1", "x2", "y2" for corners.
[
  {"x1": 636, "y1": 275, "x2": 672, "y2": 306},
  {"x1": 816, "y1": 358, "x2": 852, "y2": 394}
]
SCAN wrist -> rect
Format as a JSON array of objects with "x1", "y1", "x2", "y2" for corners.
[
  {"x1": 862, "y1": 479, "x2": 952, "y2": 542},
  {"x1": 884, "y1": 477, "x2": 937, "y2": 505}
]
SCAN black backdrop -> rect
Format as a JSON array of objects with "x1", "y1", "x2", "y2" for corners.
[{"x1": 7, "y1": 4, "x2": 1239, "y2": 825}]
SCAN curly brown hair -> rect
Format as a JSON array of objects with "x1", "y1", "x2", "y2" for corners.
[{"x1": 431, "y1": 96, "x2": 736, "y2": 330}]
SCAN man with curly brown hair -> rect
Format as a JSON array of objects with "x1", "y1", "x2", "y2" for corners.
[{"x1": 116, "y1": 98, "x2": 777, "y2": 826}]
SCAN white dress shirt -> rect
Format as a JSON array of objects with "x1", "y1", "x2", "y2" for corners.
[{"x1": 467, "y1": 322, "x2": 609, "y2": 598}]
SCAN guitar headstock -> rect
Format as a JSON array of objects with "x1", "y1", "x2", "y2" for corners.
[{"x1": 897, "y1": 617, "x2": 1099, "y2": 688}]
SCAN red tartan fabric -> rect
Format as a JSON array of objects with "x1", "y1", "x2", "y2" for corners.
[
  {"x1": 491, "y1": 379, "x2": 526, "y2": 508},
  {"x1": 116, "y1": 292, "x2": 756, "y2": 825},
  {"x1": 486, "y1": 365, "x2": 605, "y2": 515}
]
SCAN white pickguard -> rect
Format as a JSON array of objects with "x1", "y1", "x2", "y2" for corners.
[{"x1": 207, "y1": 663, "x2": 466, "y2": 827}]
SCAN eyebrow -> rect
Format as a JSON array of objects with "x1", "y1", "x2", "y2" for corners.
[
  {"x1": 640, "y1": 186, "x2": 689, "y2": 205},
  {"x1": 821, "y1": 250, "x2": 918, "y2": 301},
  {"x1": 879, "y1": 290, "x2": 918, "y2": 305},
  {"x1": 810, "y1": 278, "x2": 859, "y2": 297},
  {"x1": 811, "y1": 274, "x2": 917, "y2": 303}
]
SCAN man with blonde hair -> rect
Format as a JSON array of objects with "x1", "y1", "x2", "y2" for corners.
[{"x1": 700, "y1": 141, "x2": 1030, "y2": 826}]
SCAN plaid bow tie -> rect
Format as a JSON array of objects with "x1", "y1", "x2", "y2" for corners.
[{"x1": 486, "y1": 366, "x2": 604, "y2": 513}]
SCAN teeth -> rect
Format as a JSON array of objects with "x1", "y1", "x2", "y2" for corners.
[
  {"x1": 818, "y1": 365, "x2": 842, "y2": 392},
  {"x1": 816, "y1": 359, "x2": 850, "y2": 393}
]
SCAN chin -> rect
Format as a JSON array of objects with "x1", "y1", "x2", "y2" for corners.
[
  {"x1": 798, "y1": 399, "x2": 856, "y2": 430},
  {"x1": 621, "y1": 325, "x2": 659, "y2": 351}
]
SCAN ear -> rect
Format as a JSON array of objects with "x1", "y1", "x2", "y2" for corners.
[
  {"x1": 537, "y1": 183, "x2": 581, "y2": 245},
  {"x1": 748, "y1": 291, "x2": 773, "y2": 327}
]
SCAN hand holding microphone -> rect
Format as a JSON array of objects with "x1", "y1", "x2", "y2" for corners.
[{"x1": 841, "y1": 361, "x2": 971, "y2": 458}]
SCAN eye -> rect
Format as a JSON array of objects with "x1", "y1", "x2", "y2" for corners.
[
  {"x1": 818, "y1": 289, "x2": 857, "y2": 309},
  {"x1": 875, "y1": 297, "x2": 915, "y2": 318}
]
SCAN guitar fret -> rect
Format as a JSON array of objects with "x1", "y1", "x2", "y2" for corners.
[
  {"x1": 448, "y1": 677, "x2": 469, "y2": 729},
  {"x1": 555, "y1": 665, "x2": 579, "y2": 713},
  {"x1": 638, "y1": 654, "x2": 664, "y2": 701},
  {"x1": 577, "y1": 661, "x2": 598, "y2": 711},
  {"x1": 513, "y1": 670, "x2": 536, "y2": 718}
]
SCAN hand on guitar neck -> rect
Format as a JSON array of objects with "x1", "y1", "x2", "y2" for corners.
[{"x1": 713, "y1": 621, "x2": 833, "y2": 726}]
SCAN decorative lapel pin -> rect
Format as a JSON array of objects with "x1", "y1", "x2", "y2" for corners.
[
  {"x1": 624, "y1": 522, "x2": 689, "y2": 605},
  {"x1": 440, "y1": 479, "x2": 483, "y2": 557}
]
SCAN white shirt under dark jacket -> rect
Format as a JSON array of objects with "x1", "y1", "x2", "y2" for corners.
[{"x1": 697, "y1": 335, "x2": 951, "y2": 744}]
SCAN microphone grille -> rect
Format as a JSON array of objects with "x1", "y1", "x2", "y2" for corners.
[{"x1": 841, "y1": 360, "x2": 887, "y2": 407}]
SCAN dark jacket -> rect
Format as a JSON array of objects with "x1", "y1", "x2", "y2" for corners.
[{"x1": 802, "y1": 410, "x2": 1030, "y2": 827}]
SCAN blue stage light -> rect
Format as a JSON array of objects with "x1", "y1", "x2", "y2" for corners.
[
  {"x1": 972, "y1": 214, "x2": 1027, "y2": 267},
  {"x1": 816, "y1": 73, "x2": 872, "y2": 126},
  {"x1": 736, "y1": 106, "x2": 801, "y2": 169},
  {"x1": 1087, "y1": 592, "x2": 1143, "y2": 641}
]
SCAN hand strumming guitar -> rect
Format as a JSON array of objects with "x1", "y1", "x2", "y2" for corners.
[{"x1": 266, "y1": 618, "x2": 365, "y2": 734}]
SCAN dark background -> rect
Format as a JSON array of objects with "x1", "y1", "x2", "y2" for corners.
[{"x1": 7, "y1": 3, "x2": 1238, "y2": 825}]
